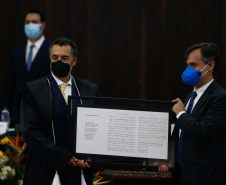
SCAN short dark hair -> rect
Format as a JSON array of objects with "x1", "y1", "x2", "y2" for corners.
[
  {"x1": 185, "y1": 43, "x2": 220, "y2": 74},
  {"x1": 49, "y1": 37, "x2": 78, "y2": 59},
  {"x1": 25, "y1": 9, "x2": 46, "y2": 22}
]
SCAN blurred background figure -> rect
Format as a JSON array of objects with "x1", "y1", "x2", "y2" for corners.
[{"x1": 1, "y1": 9, "x2": 51, "y2": 128}]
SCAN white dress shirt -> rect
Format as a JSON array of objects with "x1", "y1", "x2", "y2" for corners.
[{"x1": 26, "y1": 36, "x2": 45, "y2": 63}]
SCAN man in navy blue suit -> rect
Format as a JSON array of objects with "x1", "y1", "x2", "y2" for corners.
[
  {"x1": 172, "y1": 43, "x2": 226, "y2": 185},
  {"x1": 2, "y1": 9, "x2": 50, "y2": 127},
  {"x1": 157, "y1": 43, "x2": 226, "y2": 185}
]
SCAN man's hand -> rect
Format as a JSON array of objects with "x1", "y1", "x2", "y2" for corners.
[
  {"x1": 158, "y1": 164, "x2": 170, "y2": 173},
  {"x1": 68, "y1": 156, "x2": 78, "y2": 167},
  {"x1": 153, "y1": 162, "x2": 171, "y2": 173},
  {"x1": 77, "y1": 159, "x2": 91, "y2": 168},
  {"x1": 68, "y1": 156, "x2": 91, "y2": 168},
  {"x1": 172, "y1": 98, "x2": 185, "y2": 115},
  {"x1": 84, "y1": 157, "x2": 91, "y2": 168}
]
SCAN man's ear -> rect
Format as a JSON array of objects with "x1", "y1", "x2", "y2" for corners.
[
  {"x1": 72, "y1": 58, "x2": 78, "y2": 67},
  {"x1": 208, "y1": 61, "x2": 215, "y2": 72},
  {"x1": 41, "y1": 22, "x2": 46, "y2": 31}
]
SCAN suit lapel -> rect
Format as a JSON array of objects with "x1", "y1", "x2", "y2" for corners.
[
  {"x1": 191, "y1": 80, "x2": 217, "y2": 115},
  {"x1": 75, "y1": 79, "x2": 86, "y2": 96},
  {"x1": 184, "y1": 92, "x2": 192, "y2": 106},
  {"x1": 192, "y1": 92, "x2": 209, "y2": 115},
  {"x1": 27, "y1": 77, "x2": 52, "y2": 123},
  {"x1": 74, "y1": 78, "x2": 96, "y2": 105},
  {"x1": 20, "y1": 42, "x2": 28, "y2": 73}
]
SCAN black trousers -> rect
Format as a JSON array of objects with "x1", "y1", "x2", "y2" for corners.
[{"x1": 58, "y1": 166, "x2": 81, "y2": 185}]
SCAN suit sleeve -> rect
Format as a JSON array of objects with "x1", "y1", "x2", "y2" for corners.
[
  {"x1": 177, "y1": 91, "x2": 226, "y2": 139},
  {"x1": 20, "y1": 87, "x2": 73, "y2": 171}
]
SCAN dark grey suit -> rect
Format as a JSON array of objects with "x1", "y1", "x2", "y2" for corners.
[
  {"x1": 177, "y1": 80, "x2": 226, "y2": 185},
  {"x1": 19, "y1": 76, "x2": 100, "y2": 185}
]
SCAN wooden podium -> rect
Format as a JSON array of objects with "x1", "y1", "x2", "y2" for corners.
[{"x1": 101, "y1": 169, "x2": 173, "y2": 185}]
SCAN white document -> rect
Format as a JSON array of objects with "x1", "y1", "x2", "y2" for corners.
[{"x1": 76, "y1": 107, "x2": 169, "y2": 160}]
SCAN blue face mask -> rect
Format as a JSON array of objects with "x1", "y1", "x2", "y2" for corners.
[
  {"x1": 24, "y1": 23, "x2": 42, "y2": 39},
  {"x1": 182, "y1": 63, "x2": 209, "y2": 85}
]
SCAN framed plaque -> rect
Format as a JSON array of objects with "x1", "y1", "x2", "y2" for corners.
[{"x1": 67, "y1": 96, "x2": 177, "y2": 169}]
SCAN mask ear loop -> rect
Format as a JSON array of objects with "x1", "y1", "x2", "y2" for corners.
[{"x1": 200, "y1": 62, "x2": 210, "y2": 76}]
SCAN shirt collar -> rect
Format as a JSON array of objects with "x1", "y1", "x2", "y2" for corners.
[
  {"x1": 194, "y1": 79, "x2": 214, "y2": 98},
  {"x1": 27, "y1": 35, "x2": 45, "y2": 49},
  {"x1": 51, "y1": 72, "x2": 72, "y2": 86}
]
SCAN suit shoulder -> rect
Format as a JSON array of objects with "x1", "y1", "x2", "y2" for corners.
[
  {"x1": 20, "y1": 77, "x2": 48, "y2": 95},
  {"x1": 74, "y1": 78, "x2": 101, "y2": 96},
  {"x1": 75, "y1": 78, "x2": 98, "y2": 88},
  {"x1": 209, "y1": 83, "x2": 226, "y2": 104},
  {"x1": 27, "y1": 77, "x2": 48, "y2": 88},
  {"x1": 42, "y1": 38, "x2": 51, "y2": 47},
  {"x1": 215, "y1": 88, "x2": 226, "y2": 99},
  {"x1": 213, "y1": 82, "x2": 226, "y2": 95},
  {"x1": 11, "y1": 42, "x2": 26, "y2": 52}
]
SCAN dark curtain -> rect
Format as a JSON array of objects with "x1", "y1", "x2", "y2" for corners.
[{"x1": 0, "y1": 0, "x2": 225, "y2": 104}]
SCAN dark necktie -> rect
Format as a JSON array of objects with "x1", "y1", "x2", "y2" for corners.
[
  {"x1": 27, "y1": 44, "x2": 35, "y2": 71},
  {"x1": 176, "y1": 91, "x2": 197, "y2": 165}
]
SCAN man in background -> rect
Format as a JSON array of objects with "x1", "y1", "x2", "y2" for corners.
[{"x1": 2, "y1": 9, "x2": 50, "y2": 127}]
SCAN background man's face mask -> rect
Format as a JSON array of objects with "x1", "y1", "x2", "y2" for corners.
[
  {"x1": 51, "y1": 60, "x2": 71, "y2": 77},
  {"x1": 182, "y1": 63, "x2": 209, "y2": 85},
  {"x1": 24, "y1": 23, "x2": 42, "y2": 39}
]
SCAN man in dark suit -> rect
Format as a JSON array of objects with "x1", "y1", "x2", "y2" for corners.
[
  {"x1": 2, "y1": 9, "x2": 50, "y2": 127},
  {"x1": 172, "y1": 43, "x2": 226, "y2": 185},
  {"x1": 20, "y1": 38, "x2": 100, "y2": 185}
]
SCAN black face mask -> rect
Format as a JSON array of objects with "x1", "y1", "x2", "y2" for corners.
[{"x1": 51, "y1": 60, "x2": 70, "y2": 77}]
